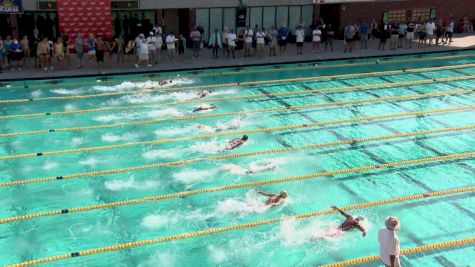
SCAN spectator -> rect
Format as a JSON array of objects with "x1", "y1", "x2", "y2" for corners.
[
  {"x1": 190, "y1": 27, "x2": 202, "y2": 59},
  {"x1": 379, "y1": 22, "x2": 390, "y2": 50},
  {"x1": 435, "y1": 19, "x2": 444, "y2": 45},
  {"x1": 153, "y1": 31, "x2": 163, "y2": 63},
  {"x1": 255, "y1": 28, "x2": 265, "y2": 57},
  {"x1": 268, "y1": 25, "x2": 278, "y2": 57},
  {"x1": 146, "y1": 32, "x2": 156, "y2": 64},
  {"x1": 153, "y1": 23, "x2": 162, "y2": 34},
  {"x1": 209, "y1": 29, "x2": 222, "y2": 59},
  {"x1": 390, "y1": 22, "x2": 399, "y2": 50},
  {"x1": 416, "y1": 21, "x2": 425, "y2": 47},
  {"x1": 112, "y1": 35, "x2": 125, "y2": 66},
  {"x1": 370, "y1": 19, "x2": 378, "y2": 40},
  {"x1": 222, "y1": 26, "x2": 229, "y2": 57},
  {"x1": 197, "y1": 23, "x2": 205, "y2": 47},
  {"x1": 324, "y1": 24, "x2": 334, "y2": 52},
  {"x1": 136, "y1": 37, "x2": 151, "y2": 68},
  {"x1": 125, "y1": 38, "x2": 135, "y2": 63},
  {"x1": 406, "y1": 22, "x2": 415, "y2": 48},
  {"x1": 74, "y1": 34, "x2": 84, "y2": 68},
  {"x1": 4, "y1": 35, "x2": 12, "y2": 67},
  {"x1": 21, "y1": 35, "x2": 30, "y2": 66},
  {"x1": 37, "y1": 37, "x2": 51, "y2": 71},
  {"x1": 86, "y1": 33, "x2": 96, "y2": 63},
  {"x1": 378, "y1": 216, "x2": 401, "y2": 267},
  {"x1": 343, "y1": 22, "x2": 355, "y2": 53},
  {"x1": 359, "y1": 20, "x2": 369, "y2": 49},
  {"x1": 135, "y1": 33, "x2": 143, "y2": 65},
  {"x1": 398, "y1": 22, "x2": 407, "y2": 48},
  {"x1": 53, "y1": 37, "x2": 65, "y2": 69},
  {"x1": 244, "y1": 26, "x2": 253, "y2": 57},
  {"x1": 236, "y1": 29, "x2": 245, "y2": 51},
  {"x1": 62, "y1": 34, "x2": 71, "y2": 67},
  {"x1": 312, "y1": 26, "x2": 322, "y2": 53},
  {"x1": 0, "y1": 36, "x2": 5, "y2": 70},
  {"x1": 227, "y1": 29, "x2": 236, "y2": 58},
  {"x1": 32, "y1": 28, "x2": 41, "y2": 68},
  {"x1": 425, "y1": 20, "x2": 436, "y2": 46},
  {"x1": 8, "y1": 38, "x2": 23, "y2": 71},
  {"x1": 177, "y1": 33, "x2": 186, "y2": 60},
  {"x1": 445, "y1": 16, "x2": 455, "y2": 44},
  {"x1": 252, "y1": 24, "x2": 259, "y2": 56},
  {"x1": 165, "y1": 32, "x2": 177, "y2": 62},
  {"x1": 278, "y1": 24, "x2": 289, "y2": 55},
  {"x1": 96, "y1": 36, "x2": 106, "y2": 68},
  {"x1": 295, "y1": 25, "x2": 305, "y2": 55}
]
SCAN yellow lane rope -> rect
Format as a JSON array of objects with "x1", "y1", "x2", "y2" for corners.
[
  {"x1": 1, "y1": 91, "x2": 474, "y2": 138},
  {"x1": 2, "y1": 52, "x2": 474, "y2": 91},
  {"x1": 2, "y1": 74, "x2": 474, "y2": 120},
  {"x1": 1, "y1": 141, "x2": 473, "y2": 223},
  {"x1": 321, "y1": 237, "x2": 475, "y2": 267},
  {"x1": 0, "y1": 108, "x2": 472, "y2": 163},
  {"x1": 1, "y1": 63, "x2": 474, "y2": 104},
  {"x1": 6, "y1": 186, "x2": 474, "y2": 267}
]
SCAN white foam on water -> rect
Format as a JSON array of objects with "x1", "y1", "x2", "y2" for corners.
[
  {"x1": 101, "y1": 132, "x2": 142, "y2": 142},
  {"x1": 188, "y1": 139, "x2": 227, "y2": 154},
  {"x1": 138, "y1": 252, "x2": 177, "y2": 267},
  {"x1": 154, "y1": 125, "x2": 200, "y2": 137},
  {"x1": 210, "y1": 88, "x2": 238, "y2": 96},
  {"x1": 221, "y1": 157, "x2": 286, "y2": 175},
  {"x1": 172, "y1": 168, "x2": 218, "y2": 184},
  {"x1": 141, "y1": 214, "x2": 172, "y2": 229},
  {"x1": 64, "y1": 103, "x2": 77, "y2": 111},
  {"x1": 221, "y1": 164, "x2": 248, "y2": 175},
  {"x1": 50, "y1": 88, "x2": 84, "y2": 95},
  {"x1": 215, "y1": 117, "x2": 246, "y2": 131},
  {"x1": 146, "y1": 108, "x2": 183, "y2": 118},
  {"x1": 93, "y1": 113, "x2": 138, "y2": 122},
  {"x1": 105, "y1": 176, "x2": 160, "y2": 191},
  {"x1": 30, "y1": 89, "x2": 42, "y2": 98},
  {"x1": 78, "y1": 157, "x2": 102, "y2": 168},
  {"x1": 92, "y1": 81, "x2": 143, "y2": 92},
  {"x1": 68, "y1": 188, "x2": 94, "y2": 197},
  {"x1": 71, "y1": 137, "x2": 85, "y2": 146},
  {"x1": 142, "y1": 148, "x2": 183, "y2": 160},
  {"x1": 42, "y1": 161, "x2": 59, "y2": 170},
  {"x1": 208, "y1": 245, "x2": 228, "y2": 264},
  {"x1": 215, "y1": 190, "x2": 269, "y2": 216}
]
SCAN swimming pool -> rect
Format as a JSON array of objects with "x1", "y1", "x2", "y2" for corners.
[{"x1": 0, "y1": 50, "x2": 474, "y2": 266}]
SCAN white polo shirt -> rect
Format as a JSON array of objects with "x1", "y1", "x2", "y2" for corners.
[
  {"x1": 166, "y1": 35, "x2": 176, "y2": 49},
  {"x1": 378, "y1": 227, "x2": 401, "y2": 267},
  {"x1": 296, "y1": 29, "x2": 305, "y2": 43},
  {"x1": 227, "y1": 33, "x2": 236, "y2": 47},
  {"x1": 244, "y1": 30, "x2": 253, "y2": 43},
  {"x1": 312, "y1": 29, "x2": 321, "y2": 42},
  {"x1": 256, "y1": 32, "x2": 265, "y2": 44}
]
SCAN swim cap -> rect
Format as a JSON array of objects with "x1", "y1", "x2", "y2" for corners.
[
  {"x1": 242, "y1": 135, "x2": 248, "y2": 141},
  {"x1": 279, "y1": 190, "x2": 288, "y2": 198},
  {"x1": 385, "y1": 216, "x2": 399, "y2": 230},
  {"x1": 355, "y1": 215, "x2": 365, "y2": 221}
]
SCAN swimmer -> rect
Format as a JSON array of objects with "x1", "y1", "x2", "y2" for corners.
[
  {"x1": 255, "y1": 189, "x2": 288, "y2": 207},
  {"x1": 193, "y1": 104, "x2": 217, "y2": 112},
  {"x1": 331, "y1": 205, "x2": 367, "y2": 236},
  {"x1": 194, "y1": 123, "x2": 215, "y2": 132},
  {"x1": 197, "y1": 90, "x2": 211, "y2": 98},
  {"x1": 159, "y1": 79, "x2": 173, "y2": 86},
  {"x1": 225, "y1": 135, "x2": 248, "y2": 150},
  {"x1": 246, "y1": 161, "x2": 277, "y2": 174}
]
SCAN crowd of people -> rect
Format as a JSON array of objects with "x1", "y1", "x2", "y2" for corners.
[{"x1": 0, "y1": 15, "x2": 472, "y2": 72}]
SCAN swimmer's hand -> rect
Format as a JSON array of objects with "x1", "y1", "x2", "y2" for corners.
[
  {"x1": 362, "y1": 231, "x2": 367, "y2": 237},
  {"x1": 331, "y1": 205, "x2": 337, "y2": 210}
]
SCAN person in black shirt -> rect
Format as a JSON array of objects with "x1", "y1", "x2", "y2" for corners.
[
  {"x1": 324, "y1": 24, "x2": 334, "y2": 52},
  {"x1": 406, "y1": 22, "x2": 415, "y2": 48}
]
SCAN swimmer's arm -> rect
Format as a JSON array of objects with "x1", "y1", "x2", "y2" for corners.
[
  {"x1": 331, "y1": 206, "x2": 351, "y2": 219},
  {"x1": 255, "y1": 190, "x2": 273, "y2": 197},
  {"x1": 356, "y1": 224, "x2": 367, "y2": 237}
]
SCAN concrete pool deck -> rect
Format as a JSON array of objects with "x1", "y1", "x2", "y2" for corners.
[{"x1": 0, "y1": 33, "x2": 474, "y2": 81}]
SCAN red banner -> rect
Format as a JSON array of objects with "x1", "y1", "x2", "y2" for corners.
[{"x1": 57, "y1": 0, "x2": 112, "y2": 41}]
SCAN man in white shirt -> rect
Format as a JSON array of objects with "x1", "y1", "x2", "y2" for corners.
[
  {"x1": 226, "y1": 29, "x2": 237, "y2": 58},
  {"x1": 312, "y1": 27, "x2": 322, "y2": 53},
  {"x1": 445, "y1": 16, "x2": 455, "y2": 43},
  {"x1": 244, "y1": 27, "x2": 253, "y2": 57},
  {"x1": 255, "y1": 29, "x2": 265, "y2": 57},
  {"x1": 425, "y1": 20, "x2": 436, "y2": 46},
  {"x1": 153, "y1": 24, "x2": 162, "y2": 35},
  {"x1": 153, "y1": 31, "x2": 163, "y2": 63},
  {"x1": 378, "y1": 216, "x2": 401, "y2": 267},
  {"x1": 295, "y1": 25, "x2": 305, "y2": 55},
  {"x1": 165, "y1": 32, "x2": 176, "y2": 62},
  {"x1": 146, "y1": 32, "x2": 156, "y2": 65}
]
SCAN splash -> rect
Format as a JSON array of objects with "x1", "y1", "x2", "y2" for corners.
[
  {"x1": 50, "y1": 88, "x2": 84, "y2": 95},
  {"x1": 31, "y1": 89, "x2": 42, "y2": 98},
  {"x1": 42, "y1": 161, "x2": 59, "y2": 170},
  {"x1": 138, "y1": 252, "x2": 177, "y2": 267},
  {"x1": 208, "y1": 245, "x2": 228, "y2": 264},
  {"x1": 104, "y1": 176, "x2": 160, "y2": 191},
  {"x1": 188, "y1": 139, "x2": 227, "y2": 154},
  {"x1": 215, "y1": 116, "x2": 246, "y2": 131},
  {"x1": 101, "y1": 132, "x2": 142, "y2": 142},
  {"x1": 78, "y1": 157, "x2": 102, "y2": 168},
  {"x1": 142, "y1": 148, "x2": 183, "y2": 160},
  {"x1": 146, "y1": 108, "x2": 183, "y2": 118},
  {"x1": 64, "y1": 103, "x2": 77, "y2": 111},
  {"x1": 172, "y1": 168, "x2": 218, "y2": 184},
  {"x1": 215, "y1": 190, "x2": 269, "y2": 216},
  {"x1": 221, "y1": 164, "x2": 248, "y2": 175},
  {"x1": 71, "y1": 137, "x2": 85, "y2": 146},
  {"x1": 154, "y1": 125, "x2": 201, "y2": 137},
  {"x1": 221, "y1": 157, "x2": 287, "y2": 175},
  {"x1": 93, "y1": 113, "x2": 131, "y2": 122}
]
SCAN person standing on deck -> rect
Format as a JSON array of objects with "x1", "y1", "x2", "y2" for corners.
[{"x1": 378, "y1": 216, "x2": 401, "y2": 267}]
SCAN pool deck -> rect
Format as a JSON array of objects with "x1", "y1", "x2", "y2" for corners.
[{"x1": 0, "y1": 33, "x2": 474, "y2": 81}]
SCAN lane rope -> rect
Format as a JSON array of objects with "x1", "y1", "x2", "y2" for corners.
[
  {"x1": 2, "y1": 52, "x2": 474, "y2": 91},
  {"x1": 1, "y1": 92, "x2": 474, "y2": 138},
  {"x1": 6, "y1": 186, "x2": 474, "y2": 267},
  {"x1": 1, "y1": 142, "x2": 474, "y2": 223},
  {"x1": 1, "y1": 63, "x2": 474, "y2": 104},
  {"x1": 1, "y1": 74, "x2": 474, "y2": 120},
  {"x1": 321, "y1": 237, "x2": 475, "y2": 266}
]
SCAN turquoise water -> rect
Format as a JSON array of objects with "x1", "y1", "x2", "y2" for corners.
[{"x1": 0, "y1": 50, "x2": 474, "y2": 266}]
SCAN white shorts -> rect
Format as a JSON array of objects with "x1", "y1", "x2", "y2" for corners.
[{"x1": 406, "y1": 32, "x2": 414, "y2": 40}]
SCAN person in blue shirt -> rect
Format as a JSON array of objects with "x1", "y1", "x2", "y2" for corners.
[
  {"x1": 208, "y1": 29, "x2": 222, "y2": 59},
  {"x1": 278, "y1": 24, "x2": 289, "y2": 55},
  {"x1": 8, "y1": 39, "x2": 23, "y2": 71},
  {"x1": 359, "y1": 21, "x2": 369, "y2": 49}
]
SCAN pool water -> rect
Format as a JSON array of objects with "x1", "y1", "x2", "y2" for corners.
[{"x1": 0, "y1": 50, "x2": 474, "y2": 266}]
